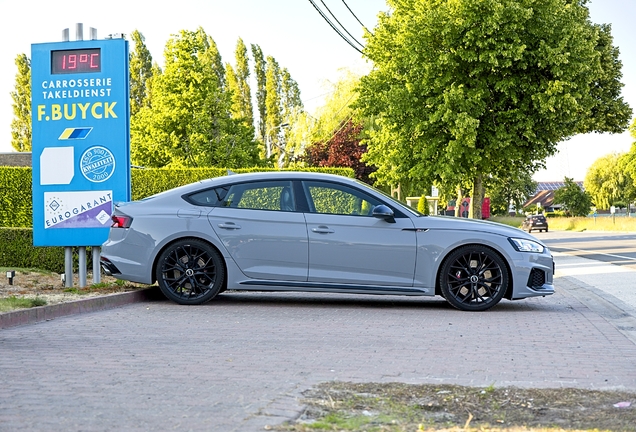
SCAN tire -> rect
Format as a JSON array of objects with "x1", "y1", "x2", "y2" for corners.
[
  {"x1": 438, "y1": 245, "x2": 509, "y2": 311},
  {"x1": 155, "y1": 239, "x2": 225, "y2": 305}
]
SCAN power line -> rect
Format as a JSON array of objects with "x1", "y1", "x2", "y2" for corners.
[
  {"x1": 319, "y1": 0, "x2": 365, "y2": 50},
  {"x1": 341, "y1": 0, "x2": 373, "y2": 36},
  {"x1": 307, "y1": 0, "x2": 364, "y2": 55}
]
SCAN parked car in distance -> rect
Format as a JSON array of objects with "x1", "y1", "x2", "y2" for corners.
[
  {"x1": 101, "y1": 172, "x2": 554, "y2": 312},
  {"x1": 522, "y1": 214, "x2": 549, "y2": 233}
]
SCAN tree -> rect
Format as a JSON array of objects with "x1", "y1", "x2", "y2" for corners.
[
  {"x1": 226, "y1": 38, "x2": 254, "y2": 128},
  {"x1": 129, "y1": 30, "x2": 155, "y2": 117},
  {"x1": 487, "y1": 172, "x2": 537, "y2": 216},
  {"x1": 10, "y1": 54, "x2": 31, "y2": 152},
  {"x1": 584, "y1": 152, "x2": 633, "y2": 210},
  {"x1": 262, "y1": 57, "x2": 304, "y2": 167},
  {"x1": 130, "y1": 27, "x2": 259, "y2": 168},
  {"x1": 303, "y1": 119, "x2": 375, "y2": 183},
  {"x1": 251, "y1": 44, "x2": 267, "y2": 143},
  {"x1": 622, "y1": 120, "x2": 636, "y2": 212},
  {"x1": 356, "y1": 0, "x2": 632, "y2": 219},
  {"x1": 554, "y1": 177, "x2": 593, "y2": 217},
  {"x1": 264, "y1": 56, "x2": 283, "y2": 161}
]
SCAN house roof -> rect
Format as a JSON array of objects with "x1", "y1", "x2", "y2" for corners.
[
  {"x1": 535, "y1": 181, "x2": 583, "y2": 192},
  {"x1": 523, "y1": 190, "x2": 555, "y2": 209}
]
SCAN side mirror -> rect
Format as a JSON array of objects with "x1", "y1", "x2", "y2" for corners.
[{"x1": 372, "y1": 205, "x2": 395, "y2": 223}]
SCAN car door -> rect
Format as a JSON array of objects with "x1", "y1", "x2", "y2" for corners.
[
  {"x1": 206, "y1": 180, "x2": 308, "y2": 281},
  {"x1": 302, "y1": 180, "x2": 417, "y2": 287}
]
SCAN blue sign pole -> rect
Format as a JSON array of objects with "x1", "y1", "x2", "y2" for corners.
[{"x1": 31, "y1": 38, "x2": 130, "y2": 248}]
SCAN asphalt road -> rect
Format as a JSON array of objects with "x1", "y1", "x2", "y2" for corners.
[
  {"x1": 2, "y1": 230, "x2": 636, "y2": 431},
  {"x1": 535, "y1": 230, "x2": 636, "y2": 269}
]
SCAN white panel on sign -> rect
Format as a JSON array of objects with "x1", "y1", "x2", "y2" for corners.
[{"x1": 40, "y1": 147, "x2": 74, "y2": 185}]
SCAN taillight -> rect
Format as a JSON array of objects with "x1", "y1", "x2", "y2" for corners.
[{"x1": 111, "y1": 215, "x2": 132, "y2": 228}]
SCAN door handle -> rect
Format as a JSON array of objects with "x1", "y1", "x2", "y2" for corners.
[
  {"x1": 312, "y1": 226, "x2": 334, "y2": 234},
  {"x1": 218, "y1": 223, "x2": 241, "y2": 230}
]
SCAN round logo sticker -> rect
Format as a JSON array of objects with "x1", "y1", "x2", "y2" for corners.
[{"x1": 80, "y1": 146, "x2": 115, "y2": 183}]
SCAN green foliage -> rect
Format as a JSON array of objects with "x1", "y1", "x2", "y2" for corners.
[
  {"x1": 226, "y1": 38, "x2": 254, "y2": 128},
  {"x1": 130, "y1": 27, "x2": 260, "y2": 169},
  {"x1": 0, "y1": 228, "x2": 66, "y2": 272},
  {"x1": 356, "y1": 0, "x2": 632, "y2": 219},
  {"x1": 251, "y1": 44, "x2": 267, "y2": 143},
  {"x1": 130, "y1": 167, "x2": 229, "y2": 200},
  {"x1": 0, "y1": 167, "x2": 32, "y2": 227},
  {"x1": 487, "y1": 172, "x2": 537, "y2": 216},
  {"x1": 0, "y1": 296, "x2": 47, "y2": 313},
  {"x1": 311, "y1": 70, "x2": 362, "y2": 143},
  {"x1": 417, "y1": 195, "x2": 430, "y2": 215},
  {"x1": 10, "y1": 53, "x2": 31, "y2": 152},
  {"x1": 554, "y1": 177, "x2": 593, "y2": 217},
  {"x1": 263, "y1": 55, "x2": 304, "y2": 168},
  {"x1": 621, "y1": 119, "x2": 636, "y2": 198},
  {"x1": 584, "y1": 152, "x2": 634, "y2": 210},
  {"x1": 129, "y1": 30, "x2": 155, "y2": 117}
]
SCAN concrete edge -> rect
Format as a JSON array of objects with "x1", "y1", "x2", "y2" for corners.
[{"x1": 0, "y1": 287, "x2": 163, "y2": 330}]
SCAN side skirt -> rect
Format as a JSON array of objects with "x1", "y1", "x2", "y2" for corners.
[{"x1": 237, "y1": 280, "x2": 431, "y2": 296}]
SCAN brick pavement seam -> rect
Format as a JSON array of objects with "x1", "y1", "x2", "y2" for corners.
[{"x1": 555, "y1": 276, "x2": 636, "y2": 345}]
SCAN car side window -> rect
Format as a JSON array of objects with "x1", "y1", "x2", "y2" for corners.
[
  {"x1": 185, "y1": 186, "x2": 229, "y2": 206},
  {"x1": 222, "y1": 181, "x2": 295, "y2": 212},
  {"x1": 303, "y1": 181, "x2": 381, "y2": 216}
]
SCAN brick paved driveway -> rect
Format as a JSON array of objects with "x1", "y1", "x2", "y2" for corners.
[{"x1": 2, "y1": 279, "x2": 636, "y2": 431}]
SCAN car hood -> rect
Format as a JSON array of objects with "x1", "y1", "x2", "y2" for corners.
[{"x1": 414, "y1": 215, "x2": 541, "y2": 242}]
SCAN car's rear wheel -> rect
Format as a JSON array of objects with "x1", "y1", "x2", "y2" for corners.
[
  {"x1": 439, "y1": 245, "x2": 509, "y2": 311},
  {"x1": 155, "y1": 239, "x2": 225, "y2": 305}
]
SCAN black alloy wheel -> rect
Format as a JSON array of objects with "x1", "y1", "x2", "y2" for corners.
[
  {"x1": 155, "y1": 239, "x2": 225, "y2": 305},
  {"x1": 439, "y1": 245, "x2": 509, "y2": 311}
]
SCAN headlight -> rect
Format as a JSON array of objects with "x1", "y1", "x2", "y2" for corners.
[{"x1": 508, "y1": 237, "x2": 545, "y2": 253}]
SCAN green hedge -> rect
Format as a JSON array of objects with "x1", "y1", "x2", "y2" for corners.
[
  {"x1": 0, "y1": 167, "x2": 32, "y2": 228},
  {"x1": 1, "y1": 166, "x2": 355, "y2": 227},
  {"x1": 0, "y1": 228, "x2": 66, "y2": 272}
]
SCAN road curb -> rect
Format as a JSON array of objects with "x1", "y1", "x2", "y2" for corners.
[{"x1": 0, "y1": 287, "x2": 163, "y2": 330}]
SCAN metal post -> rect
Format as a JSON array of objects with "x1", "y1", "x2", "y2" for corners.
[
  {"x1": 92, "y1": 247, "x2": 101, "y2": 284},
  {"x1": 79, "y1": 247, "x2": 87, "y2": 288},
  {"x1": 76, "y1": 23, "x2": 83, "y2": 41},
  {"x1": 64, "y1": 247, "x2": 73, "y2": 287}
]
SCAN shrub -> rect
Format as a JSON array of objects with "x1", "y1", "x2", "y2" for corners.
[
  {"x1": 0, "y1": 228, "x2": 65, "y2": 272},
  {"x1": 417, "y1": 195, "x2": 430, "y2": 215},
  {"x1": 0, "y1": 167, "x2": 32, "y2": 227}
]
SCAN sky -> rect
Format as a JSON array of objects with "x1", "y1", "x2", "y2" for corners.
[{"x1": 0, "y1": 0, "x2": 634, "y2": 183}]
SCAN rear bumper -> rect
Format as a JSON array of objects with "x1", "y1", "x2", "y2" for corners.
[{"x1": 100, "y1": 257, "x2": 121, "y2": 276}]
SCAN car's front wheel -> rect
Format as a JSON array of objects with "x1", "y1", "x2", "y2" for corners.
[
  {"x1": 155, "y1": 239, "x2": 225, "y2": 305},
  {"x1": 439, "y1": 245, "x2": 509, "y2": 311}
]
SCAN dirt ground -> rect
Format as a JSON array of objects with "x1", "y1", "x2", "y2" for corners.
[
  {"x1": 281, "y1": 382, "x2": 636, "y2": 431},
  {"x1": 0, "y1": 268, "x2": 147, "y2": 307}
]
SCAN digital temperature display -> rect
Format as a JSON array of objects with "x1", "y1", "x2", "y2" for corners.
[{"x1": 51, "y1": 48, "x2": 101, "y2": 74}]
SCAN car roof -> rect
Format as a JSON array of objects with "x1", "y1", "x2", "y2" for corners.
[{"x1": 141, "y1": 171, "x2": 360, "y2": 200}]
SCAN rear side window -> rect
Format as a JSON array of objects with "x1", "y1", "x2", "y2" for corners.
[{"x1": 184, "y1": 186, "x2": 229, "y2": 206}]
